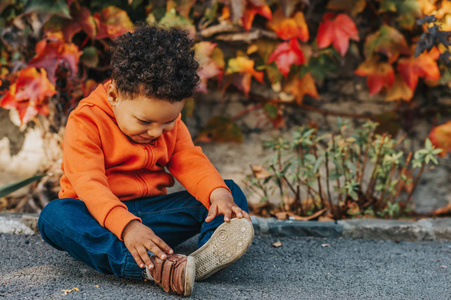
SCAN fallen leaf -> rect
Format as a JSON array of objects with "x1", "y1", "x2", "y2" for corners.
[
  {"x1": 321, "y1": 244, "x2": 330, "y2": 247},
  {"x1": 272, "y1": 241, "x2": 282, "y2": 247},
  {"x1": 61, "y1": 287, "x2": 79, "y2": 295},
  {"x1": 316, "y1": 12, "x2": 359, "y2": 57},
  {"x1": 251, "y1": 165, "x2": 272, "y2": 179}
]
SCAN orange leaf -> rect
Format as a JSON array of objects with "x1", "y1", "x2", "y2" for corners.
[
  {"x1": 397, "y1": 48, "x2": 440, "y2": 91},
  {"x1": 385, "y1": 75, "x2": 413, "y2": 101},
  {"x1": 226, "y1": 55, "x2": 264, "y2": 90},
  {"x1": 194, "y1": 42, "x2": 224, "y2": 93},
  {"x1": 94, "y1": 6, "x2": 133, "y2": 40},
  {"x1": 418, "y1": 0, "x2": 436, "y2": 15},
  {"x1": 316, "y1": 13, "x2": 359, "y2": 57},
  {"x1": 242, "y1": 4, "x2": 272, "y2": 32},
  {"x1": 268, "y1": 38, "x2": 305, "y2": 77},
  {"x1": 429, "y1": 121, "x2": 451, "y2": 157},
  {"x1": 28, "y1": 34, "x2": 82, "y2": 83},
  {"x1": 0, "y1": 67, "x2": 56, "y2": 124},
  {"x1": 364, "y1": 25, "x2": 410, "y2": 64},
  {"x1": 283, "y1": 73, "x2": 319, "y2": 105},
  {"x1": 267, "y1": 9, "x2": 309, "y2": 41},
  {"x1": 354, "y1": 56, "x2": 394, "y2": 95}
]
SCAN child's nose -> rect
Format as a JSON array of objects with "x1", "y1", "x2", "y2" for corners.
[{"x1": 147, "y1": 127, "x2": 163, "y2": 138}]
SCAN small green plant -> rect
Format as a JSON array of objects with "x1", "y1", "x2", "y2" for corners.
[{"x1": 246, "y1": 118, "x2": 443, "y2": 220}]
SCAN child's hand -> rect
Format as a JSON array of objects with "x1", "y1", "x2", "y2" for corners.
[
  {"x1": 206, "y1": 188, "x2": 251, "y2": 223},
  {"x1": 122, "y1": 220, "x2": 173, "y2": 269}
]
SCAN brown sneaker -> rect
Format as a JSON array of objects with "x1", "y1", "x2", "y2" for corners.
[
  {"x1": 190, "y1": 218, "x2": 254, "y2": 281},
  {"x1": 145, "y1": 254, "x2": 195, "y2": 296}
]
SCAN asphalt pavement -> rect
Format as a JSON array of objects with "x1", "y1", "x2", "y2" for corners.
[{"x1": 1, "y1": 231, "x2": 450, "y2": 299}]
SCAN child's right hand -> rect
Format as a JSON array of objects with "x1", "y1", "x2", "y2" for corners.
[{"x1": 122, "y1": 220, "x2": 173, "y2": 269}]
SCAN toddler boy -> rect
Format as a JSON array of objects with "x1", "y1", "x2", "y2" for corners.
[{"x1": 38, "y1": 23, "x2": 253, "y2": 297}]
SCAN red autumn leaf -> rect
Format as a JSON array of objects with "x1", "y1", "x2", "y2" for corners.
[
  {"x1": 0, "y1": 67, "x2": 56, "y2": 124},
  {"x1": 242, "y1": 4, "x2": 272, "y2": 31},
  {"x1": 283, "y1": 73, "x2": 319, "y2": 104},
  {"x1": 194, "y1": 42, "x2": 224, "y2": 93},
  {"x1": 94, "y1": 6, "x2": 133, "y2": 40},
  {"x1": 397, "y1": 47, "x2": 440, "y2": 91},
  {"x1": 225, "y1": 55, "x2": 264, "y2": 96},
  {"x1": 73, "y1": 6, "x2": 98, "y2": 38},
  {"x1": 28, "y1": 33, "x2": 82, "y2": 83},
  {"x1": 268, "y1": 38, "x2": 305, "y2": 77},
  {"x1": 316, "y1": 12, "x2": 359, "y2": 57},
  {"x1": 429, "y1": 121, "x2": 451, "y2": 157},
  {"x1": 354, "y1": 56, "x2": 394, "y2": 95},
  {"x1": 267, "y1": 9, "x2": 309, "y2": 41}
]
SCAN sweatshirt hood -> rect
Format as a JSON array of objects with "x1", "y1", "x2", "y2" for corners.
[{"x1": 79, "y1": 80, "x2": 115, "y2": 119}]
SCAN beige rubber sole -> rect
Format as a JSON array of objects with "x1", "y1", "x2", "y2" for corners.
[
  {"x1": 183, "y1": 256, "x2": 195, "y2": 296},
  {"x1": 190, "y1": 218, "x2": 254, "y2": 281}
]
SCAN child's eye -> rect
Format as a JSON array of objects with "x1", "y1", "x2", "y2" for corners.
[{"x1": 138, "y1": 119, "x2": 151, "y2": 124}]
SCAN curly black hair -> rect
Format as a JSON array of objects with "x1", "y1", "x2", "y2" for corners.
[{"x1": 110, "y1": 23, "x2": 199, "y2": 102}]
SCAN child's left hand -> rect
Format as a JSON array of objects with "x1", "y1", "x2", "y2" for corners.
[{"x1": 206, "y1": 188, "x2": 251, "y2": 223}]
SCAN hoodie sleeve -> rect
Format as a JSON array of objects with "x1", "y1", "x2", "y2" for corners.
[
  {"x1": 62, "y1": 108, "x2": 141, "y2": 240},
  {"x1": 167, "y1": 119, "x2": 230, "y2": 209}
]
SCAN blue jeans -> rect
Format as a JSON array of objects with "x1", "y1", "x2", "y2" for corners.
[{"x1": 38, "y1": 180, "x2": 248, "y2": 280}]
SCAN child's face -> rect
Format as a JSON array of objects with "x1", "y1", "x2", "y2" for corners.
[{"x1": 107, "y1": 84, "x2": 185, "y2": 144}]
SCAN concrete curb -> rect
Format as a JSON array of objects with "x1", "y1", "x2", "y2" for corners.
[{"x1": 1, "y1": 213, "x2": 450, "y2": 241}]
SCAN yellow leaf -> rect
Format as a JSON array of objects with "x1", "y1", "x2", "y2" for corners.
[
  {"x1": 385, "y1": 75, "x2": 413, "y2": 101},
  {"x1": 283, "y1": 73, "x2": 319, "y2": 104},
  {"x1": 272, "y1": 241, "x2": 282, "y2": 247}
]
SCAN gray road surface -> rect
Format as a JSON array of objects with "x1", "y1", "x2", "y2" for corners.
[{"x1": 1, "y1": 233, "x2": 450, "y2": 299}]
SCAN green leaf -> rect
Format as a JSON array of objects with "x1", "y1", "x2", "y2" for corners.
[
  {"x1": 81, "y1": 47, "x2": 99, "y2": 68},
  {"x1": 0, "y1": 174, "x2": 47, "y2": 198},
  {"x1": 313, "y1": 155, "x2": 324, "y2": 173},
  {"x1": 21, "y1": 0, "x2": 71, "y2": 18},
  {"x1": 264, "y1": 103, "x2": 278, "y2": 119}
]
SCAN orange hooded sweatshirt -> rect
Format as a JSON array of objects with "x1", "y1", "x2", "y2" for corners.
[{"x1": 59, "y1": 82, "x2": 229, "y2": 240}]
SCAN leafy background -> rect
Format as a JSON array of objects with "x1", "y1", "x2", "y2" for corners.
[{"x1": 0, "y1": 0, "x2": 450, "y2": 216}]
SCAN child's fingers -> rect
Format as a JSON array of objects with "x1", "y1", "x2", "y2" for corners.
[
  {"x1": 130, "y1": 247, "x2": 146, "y2": 268},
  {"x1": 223, "y1": 208, "x2": 232, "y2": 222},
  {"x1": 242, "y1": 210, "x2": 252, "y2": 221},
  {"x1": 231, "y1": 205, "x2": 244, "y2": 218},
  {"x1": 137, "y1": 245, "x2": 153, "y2": 269},
  {"x1": 150, "y1": 236, "x2": 174, "y2": 256},
  {"x1": 205, "y1": 205, "x2": 218, "y2": 223}
]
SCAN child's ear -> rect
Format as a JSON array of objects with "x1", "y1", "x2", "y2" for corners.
[{"x1": 107, "y1": 83, "x2": 119, "y2": 107}]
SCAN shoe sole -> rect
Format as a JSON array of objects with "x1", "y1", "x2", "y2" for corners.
[
  {"x1": 183, "y1": 256, "x2": 195, "y2": 296},
  {"x1": 190, "y1": 218, "x2": 254, "y2": 281}
]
